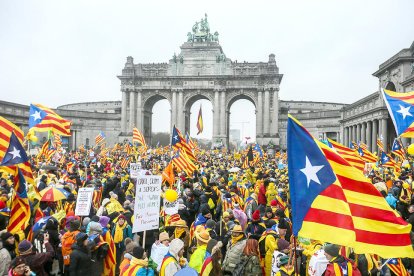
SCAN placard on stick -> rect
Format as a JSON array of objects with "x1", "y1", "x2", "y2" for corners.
[{"x1": 75, "y1": 187, "x2": 94, "y2": 216}]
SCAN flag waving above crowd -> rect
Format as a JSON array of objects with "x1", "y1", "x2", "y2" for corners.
[{"x1": 29, "y1": 103, "x2": 72, "y2": 136}]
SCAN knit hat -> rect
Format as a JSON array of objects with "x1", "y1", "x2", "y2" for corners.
[
  {"x1": 132, "y1": 246, "x2": 145, "y2": 259},
  {"x1": 117, "y1": 214, "x2": 126, "y2": 221},
  {"x1": 159, "y1": 232, "x2": 170, "y2": 242},
  {"x1": 201, "y1": 207, "x2": 211, "y2": 216},
  {"x1": 10, "y1": 256, "x2": 26, "y2": 268},
  {"x1": 69, "y1": 219, "x2": 81, "y2": 231},
  {"x1": 99, "y1": 216, "x2": 110, "y2": 228},
  {"x1": 277, "y1": 239, "x2": 290, "y2": 251},
  {"x1": 89, "y1": 221, "x2": 103, "y2": 235},
  {"x1": 275, "y1": 209, "x2": 286, "y2": 218},
  {"x1": 195, "y1": 229, "x2": 211, "y2": 244},
  {"x1": 278, "y1": 219, "x2": 288, "y2": 230},
  {"x1": 82, "y1": 217, "x2": 91, "y2": 226},
  {"x1": 252, "y1": 210, "x2": 261, "y2": 221},
  {"x1": 206, "y1": 219, "x2": 216, "y2": 229},
  {"x1": 270, "y1": 199, "x2": 278, "y2": 207},
  {"x1": 222, "y1": 211, "x2": 230, "y2": 219},
  {"x1": 124, "y1": 238, "x2": 138, "y2": 254},
  {"x1": 0, "y1": 231, "x2": 13, "y2": 242},
  {"x1": 18, "y1": 240, "x2": 33, "y2": 255},
  {"x1": 91, "y1": 215, "x2": 100, "y2": 222},
  {"x1": 232, "y1": 225, "x2": 244, "y2": 233},
  {"x1": 324, "y1": 244, "x2": 340, "y2": 257}
]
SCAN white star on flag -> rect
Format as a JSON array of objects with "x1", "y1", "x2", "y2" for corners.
[
  {"x1": 300, "y1": 156, "x2": 324, "y2": 188},
  {"x1": 31, "y1": 110, "x2": 42, "y2": 121},
  {"x1": 396, "y1": 104, "x2": 413, "y2": 120},
  {"x1": 173, "y1": 135, "x2": 178, "y2": 141},
  {"x1": 8, "y1": 147, "x2": 21, "y2": 159}
]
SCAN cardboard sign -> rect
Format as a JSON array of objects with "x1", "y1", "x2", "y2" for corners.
[
  {"x1": 132, "y1": 175, "x2": 162, "y2": 233},
  {"x1": 74, "y1": 187, "x2": 94, "y2": 216}
]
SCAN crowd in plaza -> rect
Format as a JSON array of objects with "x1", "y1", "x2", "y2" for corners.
[{"x1": 1, "y1": 132, "x2": 414, "y2": 276}]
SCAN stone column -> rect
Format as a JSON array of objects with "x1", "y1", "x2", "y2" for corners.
[
  {"x1": 177, "y1": 90, "x2": 184, "y2": 131},
  {"x1": 129, "y1": 91, "x2": 136, "y2": 132},
  {"x1": 256, "y1": 90, "x2": 263, "y2": 142},
  {"x1": 366, "y1": 121, "x2": 372, "y2": 151},
  {"x1": 213, "y1": 90, "x2": 220, "y2": 140},
  {"x1": 220, "y1": 91, "x2": 226, "y2": 136},
  {"x1": 171, "y1": 90, "x2": 177, "y2": 129},
  {"x1": 271, "y1": 89, "x2": 279, "y2": 138},
  {"x1": 136, "y1": 90, "x2": 143, "y2": 131},
  {"x1": 361, "y1": 122, "x2": 366, "y2": 144},
  {"x1": 121, "y1": 90, "x2": 128, "y2": 133},
  {"x1": 263, "y1": 89, "x2": 270, "y2": 135},
  {"x1": 344, "y1": 127, "x2": 349, "y2": 146},
  {"x1": 372, "y1": 120, "x2": 378, "y2": 153},
  {"x1": 381, "y1": 118, "x2": 388, "y2": 152},
  {"x1": 356, "y1": 124, "x2": 361, "y2": 142}
]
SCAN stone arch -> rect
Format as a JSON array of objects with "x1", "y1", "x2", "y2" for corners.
[
  {"x1": 385, "y1": 81, "x2": 396, "y2": 91},
  {"x1": 142, "y1": 93, "x2": 172, "y2": 145},
  {"x1": 183, "y1": 92, "x2": 214, "y2": 135}
]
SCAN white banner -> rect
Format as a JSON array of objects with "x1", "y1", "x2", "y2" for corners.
[
  {"x1": 132, "y1": 175, "x2": 162, "y2": 233},
  {"x1": 75, "y1": 187, "x2": 94, "y2": 216},
  {"x1": 164, "y1": 200, "x2": 179, "y2": 215},
  {"x1": 130, "y1": 163, "x2": 141, "y2": 179}
]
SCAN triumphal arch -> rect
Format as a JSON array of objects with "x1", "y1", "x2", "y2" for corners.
[{"x1": 118, "y1": 15, "x2": 283, "y2": 146}]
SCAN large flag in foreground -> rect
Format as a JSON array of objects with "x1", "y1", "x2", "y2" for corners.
[
  {"x1": 0, "y1": 116, "x2": 24, "y2": 161},
  {"x1": 29, "y1": 103, "x2": 71, "y2": 136},
  {"x1": 381, "y1": 88, "x2": 414, "y2": 137},
  {"x1": 287, "y1": 114, "x2": 413, "y2": 258},
  {"x1": 8, "y1": 167, "x2": 31, "y2": 234}
]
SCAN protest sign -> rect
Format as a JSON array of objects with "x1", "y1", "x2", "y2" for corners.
[
  {"x1": 164, "y1": 200, "x2": 179, "y2": 215},
  {"x1": 130, "y1": 163, "x2": 141, "y2": 178},
  {"x1": 132, "y1": 175, "x2": 162, "y2": 233},
  {"x1": 75, "y1": 187, "x2": 94, "y2": 216}
]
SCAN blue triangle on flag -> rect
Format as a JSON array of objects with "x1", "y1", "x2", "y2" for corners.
[{"x1": 1, "y1": 132, "x2": 28, "y2": 166}]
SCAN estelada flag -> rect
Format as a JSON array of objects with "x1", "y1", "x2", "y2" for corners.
[
  {"x1": 382, "y1": 88, "x2": 414, "y2": 137},
  {"x1": 29, "y1": 103, "x2": 71, "y2": 136},
  {"x1": 197, "y1": 105, "x2": 203, "y2": 135},
  {"x1": 287, "y1": 114, "x2": 413, "y2": 258}
]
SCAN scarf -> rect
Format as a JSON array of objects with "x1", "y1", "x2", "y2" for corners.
[
  {"x1": 175, "y1": 227, "x2": 186, "y2": 239},
  {"x1": 130, "y1": 256, "x2": 149, "y2": 267},
  {"x1": 114, "y1": 222, "x2": 127, "y2": 243},
  {"x1": 231, "y1": 234, "x2": 244, "y2": 245}
]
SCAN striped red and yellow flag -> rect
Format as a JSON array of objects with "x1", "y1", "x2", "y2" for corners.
[
  {"x1": 54, "y1": 132, "x2": 62, "y2": 149},
  {"x1": 328, "y1": 139, "x2": 365, "y2": 172},
  {"x1": 357, "y1": 147, "x2": 377, "y2": 163},
  {"x1": 29, "y1": 103, "x2": 71, "y2": 136},
  {"x1": 119, "y1": 157, "x2": 130, "y2": 169},
  {"x1": 196, "y1": 105, "x2": 203, "y2": 135},
  {"x1": 377, "y1": 136, "x2": 384, "y2": 152},
  {"x1": 0, "y1": 117, "x2": 24, "y2": 161},
  {"x1": 102, "y1": 230, "x2": 116, "y2": 276},
  {"x1": 288, "y1": 115, "x2": 414, "y2": 258},
  {"x1": 387, "y1": 258, "x2": 409, "y2": 276},
  {"x1": 8, "y1": 167, "x2": 31, "y2": 234},
  {"x1": 133, "y1": 127, "x2": 146, "y2": 147},
  {"x1": 1, "y1": 161, "x2": 35, "y2": 186}
]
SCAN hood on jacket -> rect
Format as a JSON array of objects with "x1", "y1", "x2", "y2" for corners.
[{"x1": 169, "y1": 238, "x2": 184, "y2": 260}]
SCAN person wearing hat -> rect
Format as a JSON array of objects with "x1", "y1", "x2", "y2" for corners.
[
  {"x1": 96, "y1": 198, "x2": 110, "y2": 216},
  {"x1": 200, "y1": 239, "x2": 223, "y2": 276},
  {"x1": 61, "y1": 219, "x2": 80, "y2": 273},
  {"x1": 170, "y1": 219, "x2": 190, "y2": 255},
  {"x1": 120, "y1": 246, "x2": 154, "y2": 276},
  {"x1": 150, "y1": 232, "x2": 170, "y2": 271},
  {"x1": 205, "y1": 219, "x2": 219, "y2": 240},
  {"x1": 274, "y1": 255, "x2": 294, "y2": 276},
  {"x1": 262, "y1": 206, "x2": 277, "y2": 223},
  {"x1": 259, "y1": 222, "x2": 281, "y2": 276},
  {"x1": 8, "y1": 256, "x2": 35, "y2": 276},
  {"x1": 246, "y1": 209, "x2": 266, "y2": 239},
  {"x1": 89, "y1": 222, "x2": 109, "y2": 276},
  {"x1": 323, "y1": 244, "x2": 360, "y2": 276},
  {"x1": 222, "y1": 224, "x2": 247, "y2": 275},
  {"x1": 189, "y1": 229, "x2": 211, "y2": 273},
  {"x1": 119, "y1": 238, "x2": 139, "y2": 272},
  {"x1": 112, "y1": 214, "x2": 133, "y2": 273},
  {"x1": 19, "y1": 236, "x2": 54, "y2": 276},
  {"x1": 159, "y1": 238, "x2": 186, "y2": 276},
  {"x1": 69, "y1": 232, "x2": 93, "y2": 275},
  {"x1": 0, "y1": 231, "x2": 14, "y2": 275}
]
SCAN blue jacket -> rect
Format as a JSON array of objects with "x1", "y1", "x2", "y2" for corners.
[{"x1": 385, "y1": 193, "x2": 397, "y2": 209}]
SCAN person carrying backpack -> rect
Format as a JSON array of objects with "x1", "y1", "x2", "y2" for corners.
[
  {"x1": 258, "y1": 224, "x2": 280, "y2": 276},
  {"x1": 323, "y1": 244, "x2": 361, "y2": 276},
  {"x1": 61, "y1": 219, "x2": 80, "y2": 275}
]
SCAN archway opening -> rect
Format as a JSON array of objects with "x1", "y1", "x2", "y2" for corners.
[
  {"x1": 189, "y1": 99, "x2": 213, "y2": 148},
  {"x1": 385, "y1": 81, "x2": 396, "y2": 91},
  {"x1": 228, "y1": 98, "x2": 256, "y2": 150},
  {"x1": 147, "y1": 97, "x2": 171, "y2": 146}
]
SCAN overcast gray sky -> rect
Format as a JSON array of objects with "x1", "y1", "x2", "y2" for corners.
[{"x1": 1, "y1": 0, "x2": 413, "y2": 140}]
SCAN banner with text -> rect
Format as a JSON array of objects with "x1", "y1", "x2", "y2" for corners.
[
  {"x1": 132, "y1": 175, "x2": 162, "y2": 233},
  {"x1": 75, "y1": 187, "x2": 94, "y2": 216}
]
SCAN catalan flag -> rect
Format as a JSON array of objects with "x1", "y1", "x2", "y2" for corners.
[
  {"x1": 0, "y1": 161, "x2": 35, "y2": 186},
  {"x1": 197, "y1": 104, "x2": 203, "y2": 135},
  {"x1": 386, "y1": 258, "x2": 409, "y2": 276},
  {"x1": 119, "y1": 156, "x2": 130, "y2": 169},
  {"x1": 287, "y1": 114, "x2": 414, "y2": 258},
  {"x1": 124, "y1": 142, "x2": 133, "y2": 155},
  {"x1": 95, "y1": 131, "x2": 106, "y2": 145},
  {"x1": 102, "y1": 230, "x2": 116, "y2": 276},
  {"x1": 171, "y1": 126, "x2": 197, "y2": 162},
  {"x1": 391, "y1": 139, "x2": 405, "y2": 160},
  {"x1": 327, "y1": 139, "x2": 365, "y2": 172},
  {"x1": 380, "y1": 152, "x2": 399, "y2": 172},
  {"x1": 8, "y1": 167, "x2": 31, "y2": 234},
  {"x1": 162, "y1": 162, "x2": 175, "y2": 186},
  {"x1": 377, "y1": 135, "x2": 384, "y2": 152},
  {"x1": 0, "y1": 117, "x2": 24, "y2": 161},
  {"x1": 381, "y1": 88, "x2": 414, "y2": 137},
  {"x1": 29, "y1": 103, "x2": 71, "y2": 136},
  {"x1": 133, "y1": 127, "x2": 146, "y2": 147},
  {"x1": 357, "y1": 147, "x2": 377, "y2": 163},
  {"x1": 53, "y1": 132, "x2": 62, "y2": 149},
  {"x1": 1, "y1": 132, "x2": 28, "y2": 166}
]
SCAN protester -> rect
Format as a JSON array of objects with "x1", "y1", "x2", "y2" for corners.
[
  {"x1": 120, "y1": 246, "x2": 154, "y2": 276},
  {"x1": 222, "y1": 225, "x2": 247, "y2": 275},
  {"x1": 69, "y1": 232, "x2": 93, "y2": 275},
  {"x1": 159, "y1": 238, "x2": 186, "y2": 276},
  {"x1": 18, "y1": 237, "x2": 54, "y2": 276},
  {"x1": 150, "y1": 231, "x2": 170, "y2": 271},
  {"x1": 8, "y1": 256, "x2": 36, "y2": 276},
  {"x1": 112, "y1": 214, "x2": 133, "y2": 273}
]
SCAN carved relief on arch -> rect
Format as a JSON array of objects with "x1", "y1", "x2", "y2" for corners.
[{"x1": 225, "y1": 90, "x2": 258, "y2": 109}]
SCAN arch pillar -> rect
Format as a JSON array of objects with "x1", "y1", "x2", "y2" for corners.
[
  {"x1": 220, "y1": 90, "x2": 227, "y2": 143},
  {"x1": 129, "y1": 91, "x2": 136, "y2": 132},
  {"x1": 136, "y1": 89, "x2": 143, "y2": 131},
  {"x1": 213, "y1": 89, "x2": 221, "y2": 143},
  {"x1": 256, "y1": 90, "x2": 263, "y2": 144},
  {"x1": 121, "y1": 90, "x2": 128, "y2": 133}
]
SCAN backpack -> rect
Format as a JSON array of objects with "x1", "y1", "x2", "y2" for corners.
[
  {"x1": 61, "y1": 230, "x2": 79, "y2": 266},
  {"x1": 258, "y1": 231, "x2": 279, "y2": 258},
  {"x1": 232, "y1": 256, "x2": 251, "y2": 276}
]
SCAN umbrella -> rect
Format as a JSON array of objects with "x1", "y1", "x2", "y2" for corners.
[
  {"x1": 39, "y1": 187, "x2": 68, "y2": 202},
  {"x1": 229, "y1": 167, "x2": 240, "y2": 173},
  {"x1": 174, "y1": 267, "x2": 198, "y2": 276}
]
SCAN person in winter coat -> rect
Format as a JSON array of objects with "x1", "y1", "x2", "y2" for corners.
[
  {"x1": 245, "y1": 210, "x2": 266, "y2": 239},
  {"x1": 323, "y1": 244, "x2": 361, "y2": 276},
  {"x1": 274, "y1": 255, "x2": 294, "y2": 276},
  {"x1": 150, "y1": 232, "x2": 170, "y2": 271},
  {"x1": 159, "y1": 238, "x2": 186, "y2": 276},
  {"x1": 239, "y1": 238, "x2": 262, "y2": 276},
  {"x1": 18, "y1": 237, "x2": 54, "y2": 276},
  {"x1": 205, "y1": 219, "x2": 219, "y2": 241},
  {"x1": 8, "y1": 257, "x2": 36, "y2": 276},
  {"x1": 88, "y1": 222, "x2": 109, "y2": 276},
  {"x1": 111, "y1": 214, "x2": 133, "y2": 273},
  {"x1": 259, "y1": 226, "x2": 280, "y2": 276},
  {"x1": 120, "y1": 246, "x2": 155, "y2": 276},
  {"x1": 0, "y1": 231, "x2": 14, "y2": 276},
  {"x1": 69, "y1": 232, "x2": 93, "y2": 275},
  {"x1": 200, "y1": 239, "x2": 223, "y2": 276},
  {"x1": 222, "y1": 225, "x2": 247, "y2": 275},
  {"x1": 189, "y1": 229, "x2": 211, "y2": 273},
  {"x1": 96, "y1": 198, "x2": 110, "y2": 216}
]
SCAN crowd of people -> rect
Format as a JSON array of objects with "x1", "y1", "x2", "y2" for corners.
[{"x1": 0, "y1": 141, "x2": 413, "y2": 276}]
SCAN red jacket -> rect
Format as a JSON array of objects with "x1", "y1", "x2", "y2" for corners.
[{"x1": 258, "y1": 184, "x2": 267, "y2": 205}]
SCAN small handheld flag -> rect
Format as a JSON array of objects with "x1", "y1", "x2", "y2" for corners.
[{"x1": 197, "y1": 105, "x2": 203, "y2": 135}]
